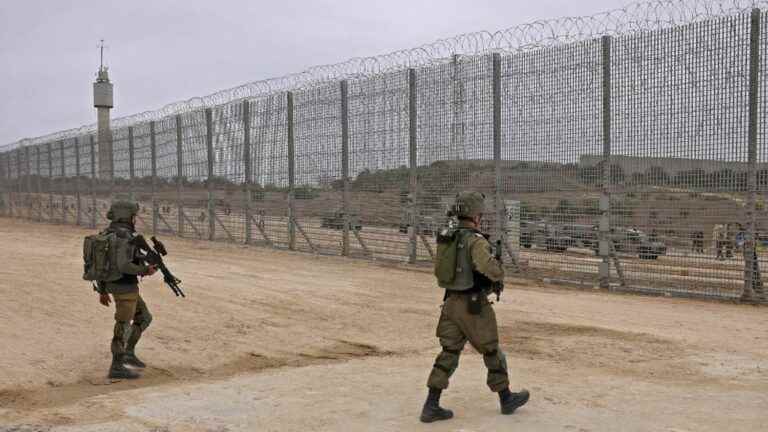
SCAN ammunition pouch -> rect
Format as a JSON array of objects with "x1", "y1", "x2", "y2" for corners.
[{"x1": 467, "y1": 293, "x2": 483, "y2": 315}]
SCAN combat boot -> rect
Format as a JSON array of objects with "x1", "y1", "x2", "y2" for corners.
[
  {"x1": 499, "y1": 388, "x2": 530, "y2": 415},
  {"x1": 420, "y1": 388, "x2": 454, "y2": 423},
  {"x1": 123, "y1": 353, "x2": 146, "y2": 369},
  {"x1": 108, "y1": 356, "x2": 140, "y2": 380}
]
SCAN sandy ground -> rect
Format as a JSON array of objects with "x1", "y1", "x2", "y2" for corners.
[{"x1": 0, "y1": 217, "x2": 766, "y2": 431}]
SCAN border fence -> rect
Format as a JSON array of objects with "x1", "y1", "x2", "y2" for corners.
[{"x1": 1, "y1": 0, "x2": 768, "y2": 303}]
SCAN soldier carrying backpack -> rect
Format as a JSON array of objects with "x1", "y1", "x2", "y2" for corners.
[
  {"x1": 421, "y1": 191, "x2": 529, "y2": 423},
  {"x1": 83, "y1": 199, "x2": 158, "y2": 380}
]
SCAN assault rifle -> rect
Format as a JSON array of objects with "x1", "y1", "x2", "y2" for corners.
[
  {"x1": 492, "y1": 239, "x2": 505, "y2": 301},
  {"x1": 132, "y1": 235, "x2": 185, "y2": 298}
]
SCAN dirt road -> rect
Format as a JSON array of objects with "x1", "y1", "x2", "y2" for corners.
[{"x1": 0, "y1": 218, "x2": 766, "y2": 431}]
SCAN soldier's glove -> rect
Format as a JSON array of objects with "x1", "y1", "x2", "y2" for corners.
[
  {"x1": 98, "y1": 293, "x2": 111, "y2": 307},
  {"x1": 141, "y1": 265, "x2": 158, "y2": 277}
]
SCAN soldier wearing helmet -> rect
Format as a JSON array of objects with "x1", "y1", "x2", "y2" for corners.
[
  {"x1": 96, "y1": 199, "x2": 157, "y2": 379},
  {"x1": 420, "y1": 191, "x2": 529, "y2": 423}
]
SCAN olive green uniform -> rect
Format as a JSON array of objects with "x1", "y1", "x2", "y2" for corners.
[
  {"x1": 109, "y1": 291, "x2": 153, "y2": 360},
  {"x1": 94, "y1": 201, "x2": 154, "y2": 377},
  {"x1": 97, "y1": 222, "x2": 153, "y2": 363},
  {"x1": 426, "y1": 222, "x2": 509, "y2": 392}
]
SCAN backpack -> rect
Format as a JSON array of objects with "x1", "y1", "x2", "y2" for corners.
[
  {"x1": 82, "y1": 231, "x2": 122, "y2": 282},
  {"x1": 434, "y1": 227, "x2": 460, "y2": 284}
]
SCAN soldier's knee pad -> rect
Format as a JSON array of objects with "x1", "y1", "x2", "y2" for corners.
[
  {"x1": 137, "y1": 312, "x2": 153, "y2": 331},
  {"x1": 113, "y1": 321, "x2": 131, "y2": 340},
  {"x1": 440, "y1": 346, "x2": 462, "y2": 362}
]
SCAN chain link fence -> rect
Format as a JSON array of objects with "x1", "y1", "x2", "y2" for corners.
[{"x1": 1, "y1": 0, "x2": 767, "y2": 302}]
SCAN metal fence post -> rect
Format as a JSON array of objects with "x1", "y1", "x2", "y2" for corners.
[
  {"x1": 175, "y1": 115, "x2": 185, "y2": 237},
  {"x1": 59, "y1": 141, "x2": 66, "y2": 223},
  {"x1": 35, "y1": 146, "x2": 41, "y2": 221},
  {"x1": 408, "y1": 68, "x2": 418, "y2": 263},
  {"x1": 205, "y1": 108, "x2": 216, "y2": 241},
  {"x1": 75, "y1": 137, "x2": 81, "y2": 226},
  {"x1": 5, "y1": 151, "x2": 11, "y2": 218},
  {"x1": 128, "y1": 126, "x2": 135, "y2": 201},
  {"x1": 150, "y1": 121, "x2": 158, "y2": 235},
  {"x1": 47, "y1": 142, "x2": 54, "y2": 221},
  {"x1": 6, "y1": 151, "x2": 11, "y2": 218},
  {"x1": 492, "y1": 53, "x2": 504, "y2": 243},
  {"x1": 287, "y1": 91, "x2": 296, "y2": 251},
  {"x1": 243, "y1": 100, "x2": 253, "y2": 244},
  {"x1": 7, "y1": 151, "x2": 13, "y2": 217},
  {"x1": 16, "y1": 147, "x2": 23, "y2": 219},
  {"x1": 0, "y1": 153, "x2": 6, "y2": 217},
  {"x1": 90, "y1": 135, "x2": 97, "y2": 228},
  {"x1": 24, "y1": 146, "x2": 32, "y2": 219},
  {"x1": 8, "y1": 150, "x2": 13, "y2": 218},
  {"x1": 0, "y1": 153, "x2": 5, "y2": 217},
  {"x1": 599, "y1": 35, "x2": 613, "y2": 289},
  {"x1": 743, "y1": 8, "x2": 763, "y2": 302},
  {"x1": 341, "y1": 80, "x2": 351, "y2": 256},
  {"x1": 451, "y1": 54, "x2": 465, "y2": 159}
]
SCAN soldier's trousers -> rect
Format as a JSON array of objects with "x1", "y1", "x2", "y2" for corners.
[
  {"x1": 426, "y1": 293, "x2": 510, "y2": 392},
  {"x1": 111, "y1": 293, "x2": 153, "y2": 359}
]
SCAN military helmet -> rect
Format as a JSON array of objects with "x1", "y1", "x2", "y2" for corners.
[
  {"x1": 453, "y1": 191, "x2": 485, "y2": 218},
  {"x1": 107, "y1": 199, "x2": 140, "y2": 222}
]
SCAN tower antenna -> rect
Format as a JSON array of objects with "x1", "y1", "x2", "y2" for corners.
[{"x1": 99, "y1": 39, "x2": 105, "y2": 71}]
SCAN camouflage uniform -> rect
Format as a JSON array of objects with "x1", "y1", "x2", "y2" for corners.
[
  {"x1": 420, "y1": 191, "x2": 529, "y2": 423},
  {"x1": 426, "y1": 225, "x2": 509, "y2": 392},
  {"x1": 96, "y1": 200, "x2": 153, "y2": 379}
]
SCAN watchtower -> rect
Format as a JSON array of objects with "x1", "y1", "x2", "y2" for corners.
[{"x1": 94, "y1": 40, "x2": 113, "y2": 179}]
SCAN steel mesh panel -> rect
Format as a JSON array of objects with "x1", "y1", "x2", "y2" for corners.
[
  {"x1": 128, "y1": 123, "x2": 154, "y2": 232},
  {"x1": 61, "y1": 138, "x2": 78, "y2": 222},
  {"x1": 111, "y1": 127, "x2": 131, "y2": 202},
  {"x1": 292, "y1": 84, "x2": 343, "y2": 255},
  {"x1": 502, "y1": 40, "x2": 603, "y2": 284},
  {"x1": 416, "y1": 55, "x2": 494, "y2": 260},
  {"x1": 8, "y1": 150, "x2": 19, "y2": 216},
  {"x1": 348, "y1": 69, "x2": 410, "y2": 260},
  {"x1": 17, "y1": 147, "x2": 31, "y2": 218},
  {"x1": 152, "y1": 116, "x2": 180, "y2": 235},
  {"x1": 177, "y1": 110, "x2": 209, "y2": 239},
  {"x1": 212, "y1": 102, "x2": 246, "y2": 183},
  {"x1": 209, "y1": 101, "x2": 246, "y2": 242},
  {"x1": 612, "y1": 14, "x2": 751, "y2": 298},
  {"x1": 249, "y1": 93, "x2": 289, "y2": 248},
  {"x1": 155, "y1": 117, "x2": 178, "y2": 179},
  {"x1": 0, "y1": 153, "x2": 7, "y2": 216}
]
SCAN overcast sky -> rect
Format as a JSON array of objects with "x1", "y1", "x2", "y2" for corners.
[{"x1": 0, "y1": 0, "x2": 620, "y2": 145}]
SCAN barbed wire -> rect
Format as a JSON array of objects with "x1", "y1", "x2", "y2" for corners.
[{"x1": 2, "y1": 0, "x2": 765, "y2": 152}]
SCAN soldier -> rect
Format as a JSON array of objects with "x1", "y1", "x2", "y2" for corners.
[
  {"x1": 95, "y1": 200, "x2": 157, "y2": 379},
  {"x1": 420, "y1": 191, "x2": 529, "y2": 423}
]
